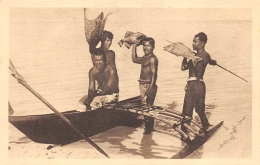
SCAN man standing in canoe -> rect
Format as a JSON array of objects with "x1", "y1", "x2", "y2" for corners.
[
  {"x1": 181, "y1": 32, "x2": 217, "y2": 135},
  {"x1": 83, "y1": 49, "x2": 119, "y2": 110},
  {"x1": 132, "y1": 37, "x2": 158, "y2": 134}
]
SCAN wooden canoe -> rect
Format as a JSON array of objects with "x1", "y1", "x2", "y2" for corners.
[{"x1": 9, "y1": 96, "x2": 143, "y2": 145}]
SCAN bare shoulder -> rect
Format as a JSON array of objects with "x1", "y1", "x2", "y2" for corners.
[
  {"x1": 89, "y1": 67, "x2": 98, "y2": 75},
  {"x1": 205, "y1": 51, "x2": 211, "y2": 58},
  {"x1": 105, "y1": 65, "x2": 116, "y2": 73},
  {"x1": 199, "y1": 51, "x2": 210, "y2": 61},
  {"x1": 107, "y1": 50, "x2": 115, "y2": 55},
  {"x1": 150, "y1": 54, "x2": 158, "y2": 62},
  {"x1": 106, "y1": 66, "x2": 118, "y2": 77}
]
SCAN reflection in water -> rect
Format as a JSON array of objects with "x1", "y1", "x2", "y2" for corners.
[
  {"x1": 91, "y1": 126, "x2": 141, "y2": 156},
  {"x1": 89, "y1": 118, "x2": 184, "y2": 159},
  {"x1": 90, "y1": 125, "x2": 165, "y2": 158},
  {"x1": 89, "y1": 102, "x2": 214, "y2": 159},
  {"x1": 139, "y1": 133, "x2": 162, "y2": 159}
]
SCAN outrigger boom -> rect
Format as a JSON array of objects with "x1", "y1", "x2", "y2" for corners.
[{"x1": 104, "y1": 101, "x2": 223, "y2": 159}]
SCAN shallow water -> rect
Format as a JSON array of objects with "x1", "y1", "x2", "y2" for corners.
[{"x1": 8, "y1": 8, "x2": 252, "y2": 159}]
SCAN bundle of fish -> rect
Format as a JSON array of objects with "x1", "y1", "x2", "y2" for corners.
[
  {"x1": 163, "y1": 42, "x2": 202, "y2": 66},
  {"x1": 84, "y1": 8, "x2": 111, "y2": 44},
  {"x1": 118, "y1": 31, "x2": 146, "y2": 49}
]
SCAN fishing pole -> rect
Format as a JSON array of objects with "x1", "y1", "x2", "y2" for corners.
[
  {"x1": 216, "y1": 64, "x2": 248, "y2": 82},
  {"x1": 165, "y1": 39, "x2": 248, "y2": 82}
]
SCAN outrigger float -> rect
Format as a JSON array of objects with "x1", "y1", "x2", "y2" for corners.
[{"x1": 9, "y1": 95, "x2": 223, "y2": 159}]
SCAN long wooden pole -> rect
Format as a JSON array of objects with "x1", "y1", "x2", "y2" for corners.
[
  {"x1": 15, "y1": 77, "x2": 110, "y2": 158},
  {"x1": 216, "y1": 64, "x2": 248, "y2": 82},
  {"x1": 165, "y1": 39, "x2": 248, "y2": 82}
]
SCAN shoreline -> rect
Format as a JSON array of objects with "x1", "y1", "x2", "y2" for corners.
[{"x1": 9, "y1": 115, "x2": 252, "y2": 159}]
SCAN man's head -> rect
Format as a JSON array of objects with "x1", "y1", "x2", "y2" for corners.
[
  {"x1": 193, "y1": 32, "x2": 207, "y2": 50},
  {"x1": 142, "y1": 37, "x2": 155, "y2": 55},
  {"x1": 93, "y1": 49, "x2": 106, "y2": 71},
  {"x1": 101, "y1": 30, "x2": 113, "y2": 50}
]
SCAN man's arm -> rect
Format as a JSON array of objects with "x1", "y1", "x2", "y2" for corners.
[
  {"x1": 106, "y1": 50, "x2": 116, "y2": 67},
  {"x1": 89, "y1": 35, "x2": 100, "y2": 54},
  {"x1": 149, "y1": 57, "x2": 157, "y2": 88},
  {"x1": 181, "y1": 58, "x2": 189, "y2": 71},
  {"x1": 146, "y1": 57, "x2": 158, "y2": 103},
  {"x1": 208, "y1": 57, "x2": 217, "y2": 65},
  {"x1": 84, "y1": 69, "x2": 96, "y2": 107},
  {"x1": 9, "y1": 60, "x2": 26, "y2": 83},
  {"x1": 132, "y1": 44, "x2": 143, "y2": 64}
]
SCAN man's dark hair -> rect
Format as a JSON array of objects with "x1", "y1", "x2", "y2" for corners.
[
  {"x1": 195, "y1": 32, "x2": 207, "y2": 44},
  {"x1": 93, "y1": 49, "x2": 107, "y2": 61},
  {"x1": 101, "y1": 30, "x2": 113, "y2": 42},
  {"x1": 142, "y1": 37, "x2": 155, "y2": 47}
]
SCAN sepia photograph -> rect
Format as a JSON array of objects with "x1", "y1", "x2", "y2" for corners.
[{"x1": 1, "y1": 0, "x2": 259, "y2": 164}]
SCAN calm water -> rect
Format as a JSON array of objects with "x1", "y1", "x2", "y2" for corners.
[{"x1": 8, "y1": 8, "x2": 252, "y2": 158}]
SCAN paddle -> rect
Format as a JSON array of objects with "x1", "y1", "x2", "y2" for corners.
[{"x1": 12, "y1": 75, "x2": 110, "y2": 158}]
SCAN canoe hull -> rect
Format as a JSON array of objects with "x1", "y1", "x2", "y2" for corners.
[{"x1": 9, "y1": 96, "x2": 143, "y2": 144}]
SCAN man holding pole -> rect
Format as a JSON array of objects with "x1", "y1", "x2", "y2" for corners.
[
  {"x1": 181, "y1": 32, "x2": 217, "y2": 136},
  {"x1": 132, "y1": 37, "x2": 158, "y2": 135}
]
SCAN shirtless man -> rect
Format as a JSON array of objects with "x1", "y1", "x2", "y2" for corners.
[
  {"x1": 84, "y1": 50, "x2": 119, "y2": 110},
  {"x1": 132, "y1": 37, "x2": 158, "y2": 134},
  {"x1": 89, "y1": 30, "x2": 117, "y2": 69},
  {"x1": 181, "y1": 32, "x2": 216, "y2": 136}
]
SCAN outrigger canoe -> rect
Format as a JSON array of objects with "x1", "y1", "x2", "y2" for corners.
[
  {"x1": 9, "y1": 96, "x2": 143, "y2": 145},
  {"x1": 9, "y1": 95, "x2": 223, "y2": 158}
]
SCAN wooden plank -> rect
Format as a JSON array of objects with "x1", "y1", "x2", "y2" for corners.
[{"x1": 171, "y1": 121, "x2": 224, "y2": 159}]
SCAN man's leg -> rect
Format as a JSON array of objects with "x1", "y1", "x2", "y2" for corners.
[
  {"x1": 139, "y1": 84, "x2": 148, "y2": 104},
  {"x1": 139, "y1": 84, "x2": 155, "y2": 134},
  {"x1": 181, "y1": 82, "x2": 195, "y2": 133},
  {"x1": 144, "y1": 117, "x2": 154, "y2": 132},
  {"x1": 195, "y1": 82, "x2": 210, "y2": 131},
  {"x1": 196, "y1": 103, "x2": 210, "y2": 131},
  {"x1": 144, "y1": 84, "x2": 158, "y2": 133}
]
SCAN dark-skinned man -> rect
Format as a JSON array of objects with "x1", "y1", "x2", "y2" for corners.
[
  {"x1": 132, "y1": 37, "x2": 158, "y2": 135},
  {"x1": 84, "y1": 50, "x2": 119, "y2": 110},
  {"x1": 181, "y1": 32, "x2": 217, "y2": 141}
]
